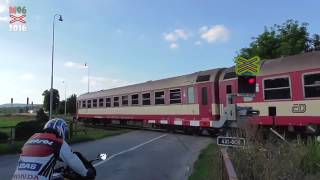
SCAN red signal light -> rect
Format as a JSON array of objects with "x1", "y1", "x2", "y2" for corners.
[{"x1": 248, "y1": 78, "x2": 255, "y2": 84}]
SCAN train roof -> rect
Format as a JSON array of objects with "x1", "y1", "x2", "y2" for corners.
[
  {"x1": 78, "y1": 68, "x2": 223, "y2": 100},
  {"x1": 260, "y1": 51, "x2": 320, "y2": 76}
]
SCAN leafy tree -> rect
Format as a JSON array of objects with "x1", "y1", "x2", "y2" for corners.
[
  {"x1": 36, "y1": 108, "x2": 49, "y2": 122},
  {"x1": 67, "y1": 94, "x2": 77, "y2": 115},
  {"x1": 237, "y1": 20, "x2": 319, "y2": 60},
  {"x1": 57, "y1": 100, "x2": 66, "y2": 115},
  {"x1": 312, "y1": 34, "x2": 320, "y2": 51},
  {"x1": 42, "y1": 89, "x2": 60, "y2": 112}
]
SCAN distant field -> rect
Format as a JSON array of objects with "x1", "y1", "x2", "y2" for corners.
[
  {"x1": 0, "y1": 115, "x2": 36, "y2": 137},
  {"x1": 0, "y1": 115, "x2": 35, "y2": 127}
]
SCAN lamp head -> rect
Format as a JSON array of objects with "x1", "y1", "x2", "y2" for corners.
[{"x1": 58, "y1": 15, "x2": 63, "y2": 22}]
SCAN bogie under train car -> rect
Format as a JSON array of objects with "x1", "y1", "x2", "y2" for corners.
[{"x1": 77, "y1": 51, "x2": 320, "y2": 135}]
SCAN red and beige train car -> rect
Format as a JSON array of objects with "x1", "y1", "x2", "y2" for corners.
[
  {"x1": 220, "y1": 52, "x2": 320, "y2": 133},
  {"x1": 77, "y1": 68, "x2": 224, "y2": 133},
  {"x1": 77, "y1": 51, "x2": 320, "y2": 134}
]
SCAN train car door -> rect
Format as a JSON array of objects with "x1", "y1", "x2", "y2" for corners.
[
  {"x1": 197, "y1": 83, "x2": 213, "y2": 119},
  {"x1": 223, "y1": 81, "x2": 236, "y2": 106}
]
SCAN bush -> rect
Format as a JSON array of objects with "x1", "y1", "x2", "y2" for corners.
[
  {"x1": 15, "y1": 121, "x2": 45, "y2": 140},
  {"x1": 0, "y1": 131, "x2": 9, "y2": 141},
  {"x1": 36, "y1": 108, "x2": 49, "y2": 122},
  {"x1": 229, "y1": 126, "x2": 320, "y2": 180}
]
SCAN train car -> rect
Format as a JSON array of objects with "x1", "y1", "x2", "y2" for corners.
[
  {"x1": 219, "y1": 51, "x2": 320, "y2": 134},
  {"x1": 77, "y1": 68, "x2": 224, "y2": 133},
  {"x1": 77, "y1": 51, "x2": 320, "y2": 135}
]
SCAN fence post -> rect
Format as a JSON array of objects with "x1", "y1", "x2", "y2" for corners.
[
  {"x1": 220, "y1": 148, "x2": 238, "y2": 180},
  {"x1": 11, "y1": 127, "x2": 15, "y2": 144}
]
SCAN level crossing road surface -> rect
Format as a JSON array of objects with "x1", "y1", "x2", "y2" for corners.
[{"x1": 0, "y1": 130, "x2": 212, "y2": 180}]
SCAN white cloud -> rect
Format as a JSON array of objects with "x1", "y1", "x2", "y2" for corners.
[
  {"x1": 174, "y1": 29, "x2": 189, "y2": 40},
  {"x1": 194, "y1": 41, "x2": 202, "y2": 46},
  {"x1": 163, "y1": 28, "x2": 190, "y2": 42},
  {"x1": 198, "y1": 26, "x2": 208, "y2": 33},
  {"x1": 0, "y1": 0, "x2": 11, "y2": 14},
  {"x1": 20, "y1": 73, "x2": 35, "y2": 80},
  {"x1": 164, "y1": 32, "x2": 177, "y2": 42},
  {"x1": 200, "y1": 25, "x2": 230, "y2": 43},
  {"x1": 81, "y1": 76, "x2": 131, "y2": 89},
  {"x1": 169, "y1": 43, "x2": 179, "y2": 49},
  {"x1": 64, "y1": 61, "x2": 86, "y2": 69}
]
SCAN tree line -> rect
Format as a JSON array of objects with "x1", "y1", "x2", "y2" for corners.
[
  {"x1": 42, "y1": 89, "x2": 77, "y2": 115},
  {"x1": 236, "y1": 19, "x2": 320, "y2": 60}
]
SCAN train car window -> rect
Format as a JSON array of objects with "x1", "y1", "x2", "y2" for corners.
[
  {"x1": 142, "y1": 93, "x2": 151, "y2": 105},
  {"x1": 201, "y1": 87, "x2": 208, "y2": 105},
  {"x1": 99, "y1": 98, "x2": 104, "y2": 107},
  {"x1": 131, "y1": 94, "x2": 139, "y2": 105},
  {"x1": 113, "y1": 97, "x2": 119, "y2": 107},
  {"x1": 188, "y1": 87, "x2": 195, "y2": 104},
  {"x1": 196, "y1": 75, "x2": 210, "y2": 82},
  {"x1": 82, "y1": 100, "x2": 86, "y2": 108},
  {"x1": 223, "y1": 72, "x2": 236, "y2": 80},
  {"x1": 170, "y1": 89, "x2": 181, "y2": 104},
  {"x1": 155, "y1": 91, "x2": 165, "y2": 105},
  {"x1": 87, "y1": 100, "x2": 92, "y2": 108},
  {"x1": 264, "y1": 77, "x2": 291, "y2": 100},
  {"x1": 93, "y1": 99, "x2": 97, "y2": 108},
  {"x1": 105, "y1": 98, "x2": 111, "y2": 107},
  {"x1": 304, "y1": 73, "x2": 320, "y2": 98},
  {"x1": 122, "y1": 95, "x2": 128, "y2": 106},
  {"x1": 226, "y1": 85, "x2": 232, "y2": 94}
]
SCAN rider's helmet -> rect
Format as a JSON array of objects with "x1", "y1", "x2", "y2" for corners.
[{"x1": 44, "y1": 118, "x2": 69, "y2": 139}]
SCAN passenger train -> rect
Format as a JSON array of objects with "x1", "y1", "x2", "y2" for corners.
[{"x1": 77, "y1": 51, "x2": 320, "y2": 135}]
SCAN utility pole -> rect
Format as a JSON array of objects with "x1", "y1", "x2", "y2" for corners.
[
  {"x1": 49, "y1": 14, "x2": 63, "y2": 120},
  {"x1": 85, "y1": 62, "x2": 89, "y2": 93}
]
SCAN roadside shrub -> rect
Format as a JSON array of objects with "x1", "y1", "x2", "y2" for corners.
[
  {"x1": 228, "y1": 125, "x2": 320, "y2": 180},
  {"x1": 301, "y1": 141, "x2": 320, "y2": 174},
  {"x1": 15, "y1": 121, "x2": 45, "y2": 139},
  {"x1": 0, "y1": 131, "x2": 9, "y2": 141},
  {"x1": 82, "y1": 119, "x2": 92, "y2": 125},
  {"x1": 36, "y1": 108, "x2": 49, "y2": 122}
]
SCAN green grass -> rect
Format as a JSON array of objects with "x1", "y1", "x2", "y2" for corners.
[
  {"x1": 189, "y1": 143, "x2": 221, "y2": 180},
  {"x1": 0, "y1": 124, "x2": 131, "y2": 155},
  {"x1": 0, "y1": 141, "x2": 25, "y2": 155},
  {"x1": 0, "y1": 115, "x2": 35, "y2": 137},
  {"x1": 230, "y1": 138, "x2": 320, "y2": 180},
  {"x1": 67, "y1": 125, "x2": 131, "y2": 144},
  {"x1": 0, "y1": 115, "x2": 34, "y2": 127}
]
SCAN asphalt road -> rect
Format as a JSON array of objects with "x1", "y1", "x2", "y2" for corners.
[{"x1": 0, "y1": 130, "x2": 212, "y2": 180}]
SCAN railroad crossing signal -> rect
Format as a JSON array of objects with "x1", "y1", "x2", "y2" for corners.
[
  {"x1": 238, "y1": 75, "x2": 256, "y2": 94},
  {"x1": 235, "y1": 56, "x2": 261, "y2": 76}
]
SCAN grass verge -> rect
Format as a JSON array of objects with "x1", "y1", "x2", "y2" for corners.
[
  {"x1": 231, "y1": 140, "x2": 320, "y2": 180},
  {"x1": 0, "y1": 115, "x2": 34, "y2": 127},
  {"x1": 188, "y1": 143, "x2": 221, "y2": 180},
  {"x1": 0, "y1": 124, "x2": 131, "y2": 155}
]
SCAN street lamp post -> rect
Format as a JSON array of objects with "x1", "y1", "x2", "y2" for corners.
[
  {"x1": 85, "y1": 62, "x2": 89, "y2": 93},
  {"x1": 49, "y1": 14, "x2": 63, "y2": 120},
  {"x1": 62, "y1": 81, "x2": 67, "y2": 117}
]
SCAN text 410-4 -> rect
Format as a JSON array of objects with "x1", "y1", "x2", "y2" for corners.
[{"x1": 9, "y1": 24, "x2": 28, "y2": 32}]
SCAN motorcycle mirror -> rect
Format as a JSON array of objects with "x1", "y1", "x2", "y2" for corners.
[{"x1": 98, "y1": 153, "x2": 107, "y2": 161}]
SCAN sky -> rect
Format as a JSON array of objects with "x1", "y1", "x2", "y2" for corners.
[{"x1": 0, "y1": 0, "x2": 319, "y2": 104}]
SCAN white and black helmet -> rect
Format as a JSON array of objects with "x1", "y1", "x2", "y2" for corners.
[{"x1": 44, "y1": 118, "x2": 69, "y2": 139}]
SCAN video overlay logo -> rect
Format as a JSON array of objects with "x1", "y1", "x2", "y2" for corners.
[{"x1": 9, "y1": 6, "x2": 28, "y2": 32}]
